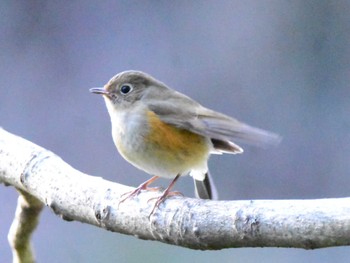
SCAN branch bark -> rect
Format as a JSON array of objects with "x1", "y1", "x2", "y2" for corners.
[
  {"x1": 8, "y1": 189, "x2": 43, "y2": 263},
  {"x1": 1, "y1": 128, "x2": 350, "y2": 252}
]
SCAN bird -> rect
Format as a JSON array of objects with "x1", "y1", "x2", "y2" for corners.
[{"x1": 90, "y1": 70, "x2": 280, "y2": 215}]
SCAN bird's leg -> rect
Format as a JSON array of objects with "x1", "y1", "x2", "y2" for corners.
[
  {"x1": 149, "y1": 174, "x2": 182, "y2": 217},
  {"x1": 119, "y1": 176, "x2": 160, "y2": 206}
]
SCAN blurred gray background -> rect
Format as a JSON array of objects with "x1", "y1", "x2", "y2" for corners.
[{"x1": 1, "y1": 1, "x2": 349, "y2": 262}]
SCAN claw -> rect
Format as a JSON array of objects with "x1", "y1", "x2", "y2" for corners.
[
  {"x1": 118, "y1": 174, "x2": 183, "y2": 219},
  {"x1": 148, "y1": 174, "x2": 182, "y2": 218},
  {"x1": 118, "y1": 176, "x2": 159, "y2": 208}
]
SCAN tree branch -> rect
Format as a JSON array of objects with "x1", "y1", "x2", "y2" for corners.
[
  {"x1": 8, "y1": 189, "x2": 43, "y2": 263},
  {"x1": 1, "y1": 128, "x2": 350, "y2": 252}
]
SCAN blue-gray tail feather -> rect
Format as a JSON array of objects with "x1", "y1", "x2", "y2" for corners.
[{"x1": 193, "y1": 171, "x2": 218, "y2": 200}]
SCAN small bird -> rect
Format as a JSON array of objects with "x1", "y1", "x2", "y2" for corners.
[{"x1": 90, "y1": 70, "x2": 280, "y2": 215}]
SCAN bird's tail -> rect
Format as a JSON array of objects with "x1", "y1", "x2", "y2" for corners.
[{"x1": 193, "y1": 170, "x2": 218, "y2": 200}]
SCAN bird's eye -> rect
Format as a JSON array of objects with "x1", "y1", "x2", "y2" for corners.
[{"x1": 120, "y1": 84, "x2": 133, "y2": 95}]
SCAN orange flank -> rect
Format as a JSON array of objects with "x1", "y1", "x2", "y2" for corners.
[{"x1": 145, "y1": 110, "x2": 210, "y2": 166}]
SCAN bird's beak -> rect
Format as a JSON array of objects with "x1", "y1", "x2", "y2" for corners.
[{"x1": 89, "y1": 87, "x2": 109, "y2": 95}]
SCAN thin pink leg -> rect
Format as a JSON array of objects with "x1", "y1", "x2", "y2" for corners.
[
  {"x1": 119, "y1": 176, "x2": 159, "y2": 205},
  {"x1": 149, "y1": 174, "x2": 182, "y2": 217}
]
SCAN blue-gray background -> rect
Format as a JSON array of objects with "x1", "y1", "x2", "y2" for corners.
[{"x1": 1, "y1": 1, "x2": 349, "y2": 262}]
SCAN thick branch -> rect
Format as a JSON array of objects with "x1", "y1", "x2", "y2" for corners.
[{"x1": 1, "y1": 128, "x2": 350, "y2": 250}]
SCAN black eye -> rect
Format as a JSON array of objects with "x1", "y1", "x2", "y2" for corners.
[{"x1": 120, "y1": 84, "x2": 133, "y2": 94}]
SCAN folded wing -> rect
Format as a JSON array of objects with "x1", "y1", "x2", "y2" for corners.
[{"x1": 144, "y1": 86, "x2": 281, "y2": 152}]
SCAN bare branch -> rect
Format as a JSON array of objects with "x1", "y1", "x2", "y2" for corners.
[
  {"x1": 8, "y1": 189, "x2": 43, "y2": 263},
  {"x1": 1, "y1": 128, "x2": 350, "y2": 251}
]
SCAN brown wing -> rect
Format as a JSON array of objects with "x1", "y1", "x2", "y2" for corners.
[{"x1": 144, "y1": 86, "x2": 281, "y2": 150}]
